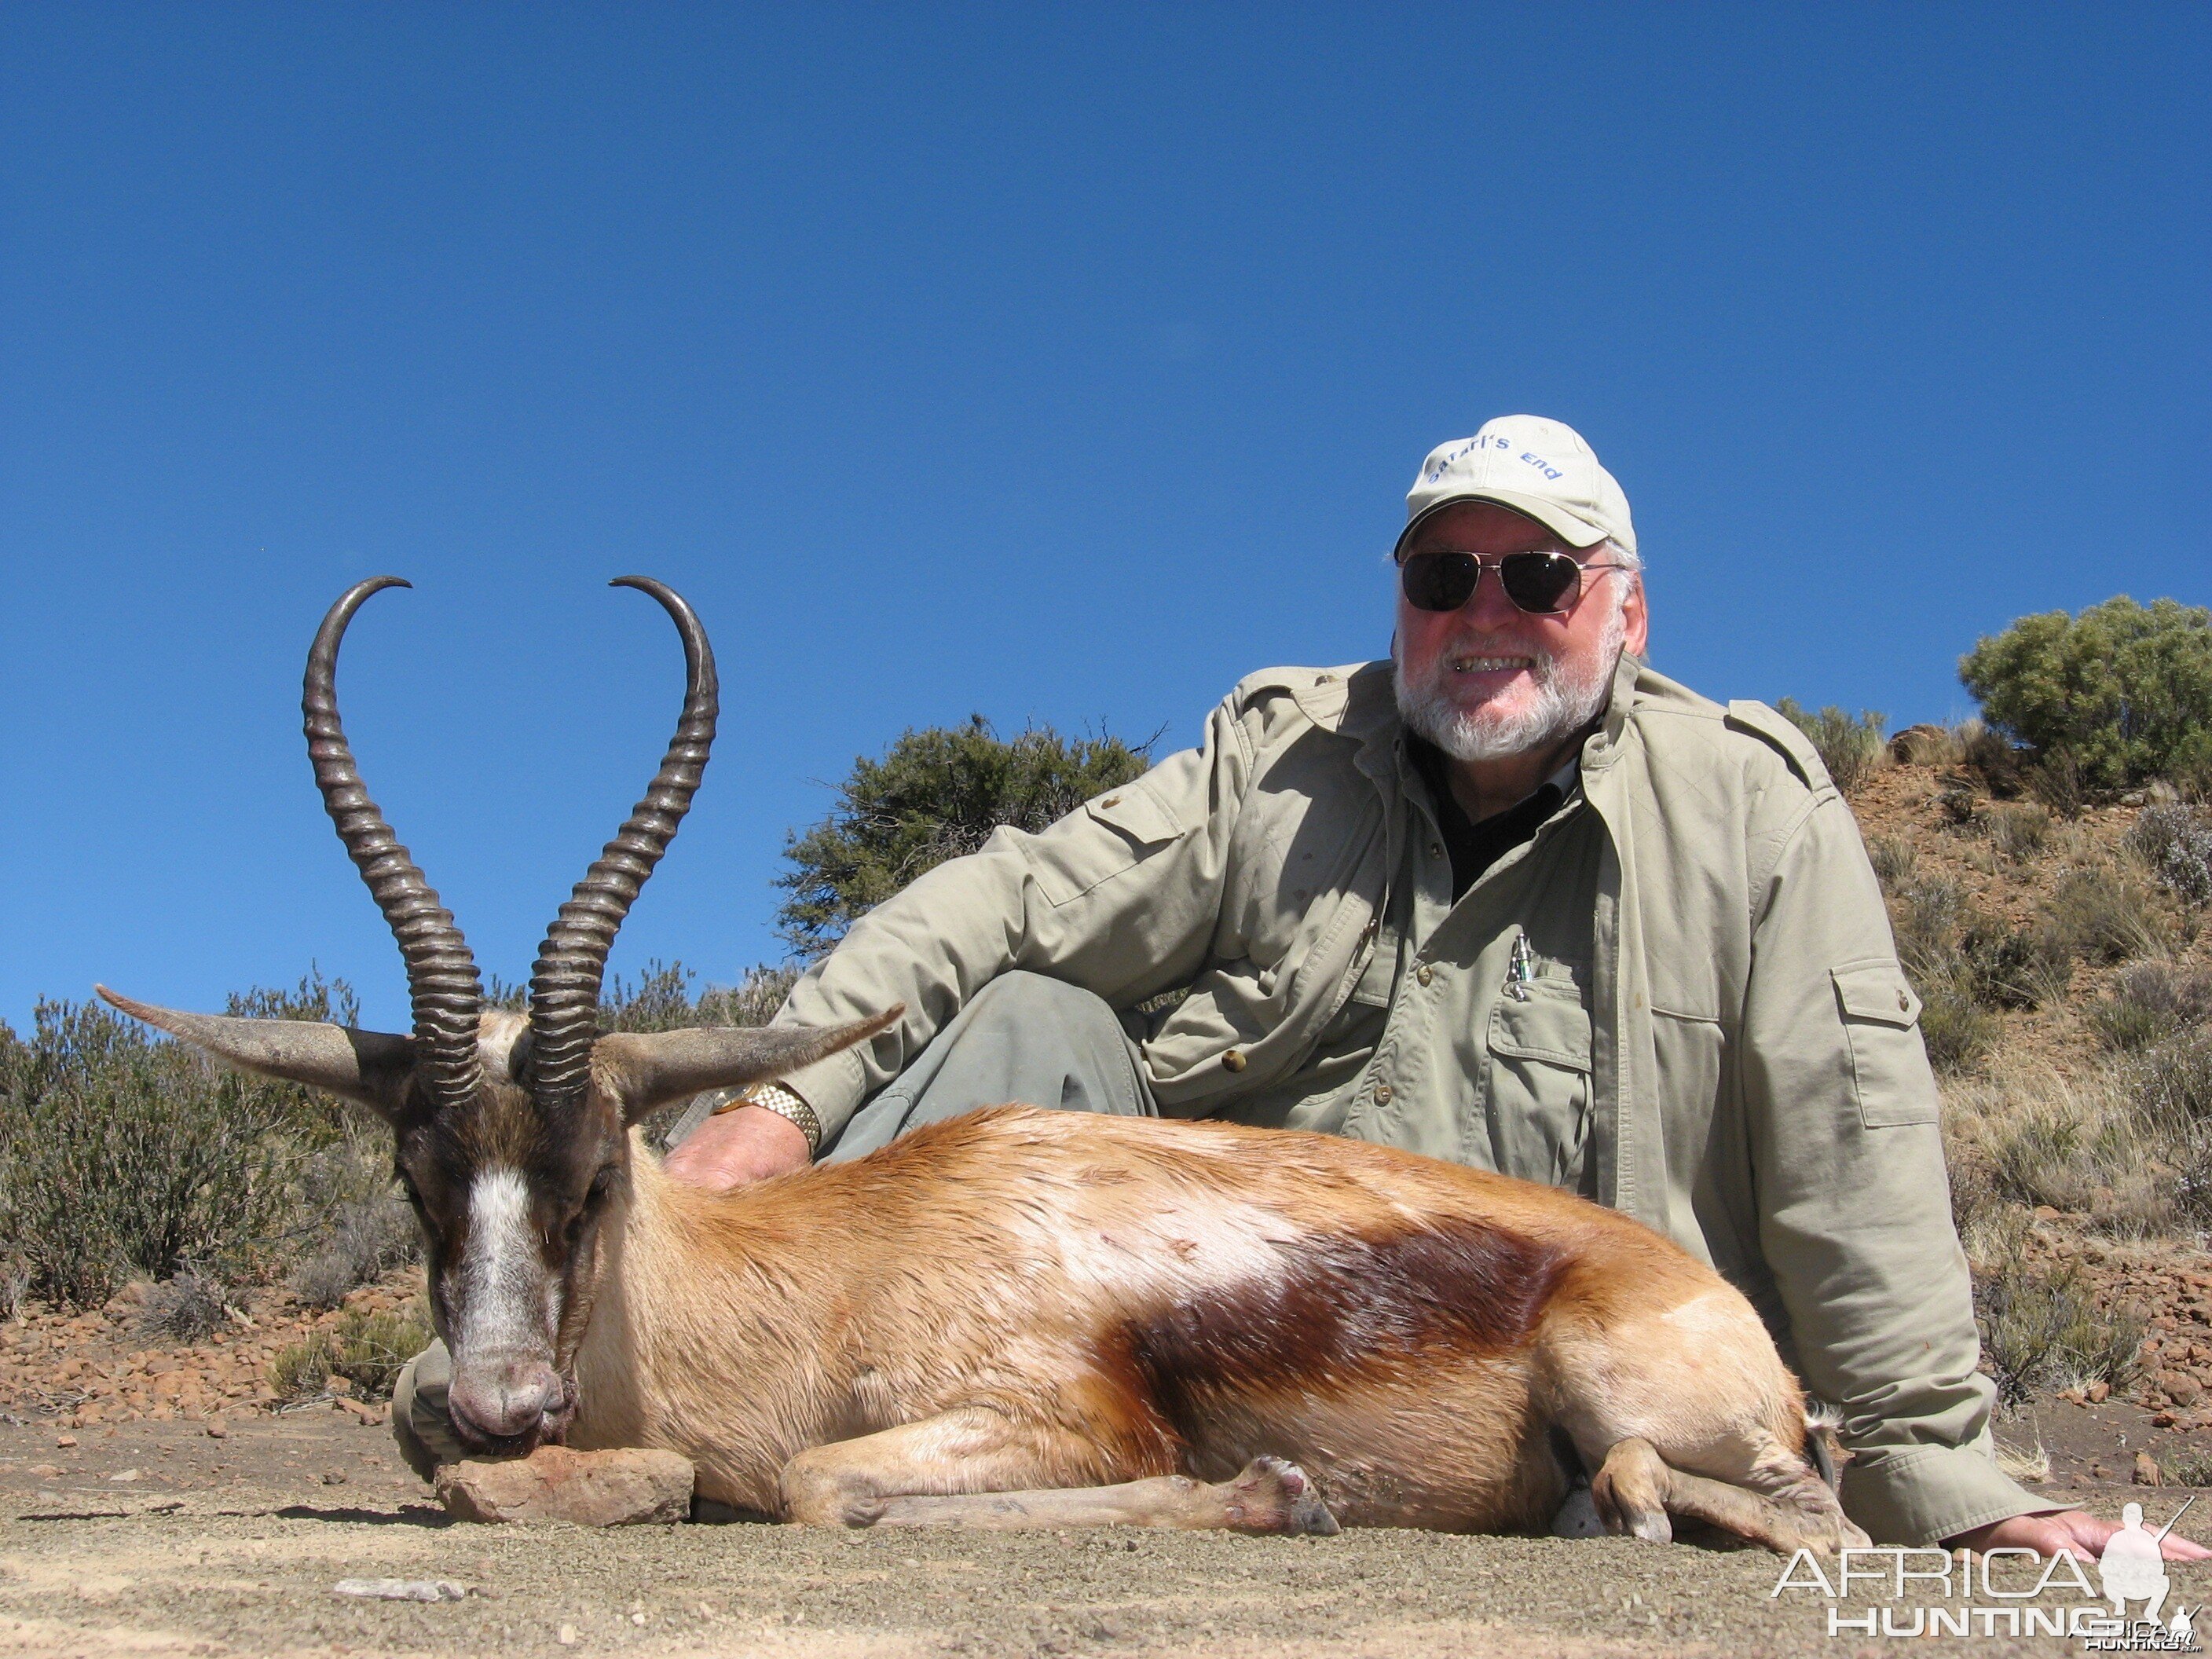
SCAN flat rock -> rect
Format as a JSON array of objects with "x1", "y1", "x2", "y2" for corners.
[{"x1": 435, "y1": 1445, "x2": 694, "y2": 1526}]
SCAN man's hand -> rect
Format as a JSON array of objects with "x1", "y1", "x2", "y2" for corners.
[
  {"x1": 1948, "y1": 1509, "x2": 2212, "y2": 1562},
  {"x1": 661, "y1": 1104, "x2": 811, "y2": 1191}
]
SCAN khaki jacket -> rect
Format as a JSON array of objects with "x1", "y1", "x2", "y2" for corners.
[{"x1": 777, "y1": 653, "x2": 2038, "y2": 1544}]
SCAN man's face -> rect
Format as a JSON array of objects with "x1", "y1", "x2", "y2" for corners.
[{"x1": 1392, "y1": 500, "x2": 1648, "y2": 764}]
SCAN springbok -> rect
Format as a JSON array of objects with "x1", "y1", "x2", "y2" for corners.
[{"x1": 103, "y1": 577, "x2": 1867, "y2": 1552}]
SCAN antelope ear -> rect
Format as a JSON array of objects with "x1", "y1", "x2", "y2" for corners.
[
  {"x1": 96, "y1": 986, "x2": 416, "y2": 1121},
  {"x1": 592, "y1": 1006, "x2": 903, "y2": 1123}
]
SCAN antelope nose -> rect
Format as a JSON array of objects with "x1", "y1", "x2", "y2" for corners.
[{"x1": 448, "y1": 1359, "x2": 564, "y2": 1441}]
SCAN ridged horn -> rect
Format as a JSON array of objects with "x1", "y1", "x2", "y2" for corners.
[
  {"x1": 526, "y1": 577, "x2": 717, "y2": 1108},
  {"x1": 305, "y1": 577, "x2": 485, "y2": 1107}
]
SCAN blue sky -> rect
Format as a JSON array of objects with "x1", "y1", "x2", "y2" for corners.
[{"x1": 3, "y1": 3, "x2": 2207, "y2": 1032}]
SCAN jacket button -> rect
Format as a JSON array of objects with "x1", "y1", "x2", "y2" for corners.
[
  {"x1": 1316, "y1": 672, "x2": 1337, "y2": 684},
  {"x1": 1372, "y1": 1082, "x2": 1394, "y2": 1105},
  {"x1": 1101, "y1": 796, "x2": 1121, "y2": 808},
  {"x1": 1428, "y1": 842, "x2": 1444, "y2": 859},
  {"x1": 1221, "y1": 1049, "x2": 1247, "y2": 1073},
  {"x1": 1897, "y1": 991, "x2": 1911, "y2": 1011},
  {"x1": 1416, "y1": 964, "x2": 1434, "y2": 987}
]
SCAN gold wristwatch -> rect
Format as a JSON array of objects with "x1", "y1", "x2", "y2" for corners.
[{"x1": 713, "y1": 1080, "x2": 821, "y2": 1157}]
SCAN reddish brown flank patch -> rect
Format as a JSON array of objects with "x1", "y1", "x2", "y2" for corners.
[{"x1": 1111, "y1": 1218, "x2": 1566, "y2": 1441}]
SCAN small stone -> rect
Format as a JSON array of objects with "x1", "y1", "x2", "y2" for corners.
[
  {"x1": 2161, "y1": 1371, "x2": 2203, "y2": 1408},
  {"x1": 27, "y1": 1464, "x2": 60, "y2": 1478},
  {"x1": 2155, "y1": 1411, "x2": 2181, "y2": 1427},
  {"x1": 332, "y1": 1578, "x2": 474, "y2": 1602},
  {"x1": 204, "y1": 1421, "x2": 227, "y2": 1439},
  {"x1": 558, "y1": 1625, "x2": 578, "y2": 1646},
  {"x1": 108, "y1": 1469, "x2": 139, "y2": 1483},
  {"x1": 2137, "y1": 1452, "x2": 2166, "y2": 1486},
  {"x1": 435, "y1": 1446, "x2": 694, "y2": 1527},
  {"x1": 54, "y1": 1435, "x2": 76, "y2": 1449},
  {"x1": 2087, "y1": 1380, "x2": 2112, "y2": 1404}
]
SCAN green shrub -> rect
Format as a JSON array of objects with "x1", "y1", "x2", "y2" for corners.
[
  {"x1": 1917, "y1": 972, "x2": 2001, "y2": 1075},
  {"x1": 2027, "y1": 751, "x2": 2087, "y2": 819},
  {"x1": 1975, "y1": 1260, "x2": 2144, "y2": 1408},
  {"x1": 775, "y1": 718, "x2": 1155, "y2": 958},
  {"x1": 287, "y1": 1123, "x2": 419, "y2": 1313},
  {"x1": 137, "y1": 1269, "x2": 234, "y2": 1343},
  {"x1": 600, "y1": 960, "x2": 798, "y2": 1032},
  {"x1": 1960, "y1": 596, "x2": 2212, "y2": 793},
  {"x1": 2093, "y1": 963, "x2": 2212, "y2": 1052},
  {"x1": 1867, "y1": 835, "x2": 1917, "y2": 895},
  {"x1": 273, "y1": 1302, "x2": 433, "y2": 1401},
  {"x1": 0, "y1": 998, "x2": 313, "y2": 1307},
  {"x1": 2040, "y1": 866, "x2": 2169, "y2": 965},
  {"x1": 2128, "y1": 1031, "x2": 2212, "y2": 1130},
  {"x1": 1958, "y1": 918, "x2": 2069, "y2": 1011},
  {"x1": 2166, "y1": 1448, "x2": 2212, "y2": 1488},
  {"x1": 1890, "y1": 877, "x2": 1965, "y2": 977},
  {"x1": 1987, "y1": 804, "x2": 2051, "y2": 862},
  {"x1": 2131, "y1": 805, "x2": 2212, "y2": 907},
  {"x1": 1774, "y1": 699, "x2": 1886, "y2": 795}
]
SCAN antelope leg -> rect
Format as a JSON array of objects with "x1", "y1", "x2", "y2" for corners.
[
  {"x1": 777, "y1": 1411, "x2": 1335, "y2": 1534},
  {"x1": 868, "y1": 1457, "x2": 1339, "y2": 1535},
  {"x1": 1593, "y1": 1437, "x2": 1855, "y2": 1555}
]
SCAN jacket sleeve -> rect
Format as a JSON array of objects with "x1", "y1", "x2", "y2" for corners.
[
  {"x1": 1739, "y1": 791, "x2": 2048, "y2": 1545},
  {"x1": 767, "y1": 694, "x2": 1258, "y2": 1146}
]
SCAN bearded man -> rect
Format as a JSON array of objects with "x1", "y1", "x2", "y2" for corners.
[{"x1": 402, "y1": 415, "x2": 2197, "y2": 1562}]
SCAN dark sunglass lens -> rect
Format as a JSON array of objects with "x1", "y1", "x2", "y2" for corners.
[
  {"x1": 1402, "y1": 553, "x2": 1480, "y2": 612},
  {"x1": 1498, "y1": 552, "x2": 1582, "y2": 613}
]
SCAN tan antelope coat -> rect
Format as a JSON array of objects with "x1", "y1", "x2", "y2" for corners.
[{"x1": 771, "y1": 652, "x2": 2038, "y2": 1545}]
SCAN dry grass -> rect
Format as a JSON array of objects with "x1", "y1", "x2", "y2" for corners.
[
  {"x1": 1944, "y1": 1060, "x2": 2176, "y2": 1237},
  {"x1": 1996, "y1": 1431, "x2": 2053, "y2": 1484},
  {"x1": 2042, "y1": 866, "x2": 2171, "y2": 964},
  {"x1": 1987, "y1": 804, "x2": 2053, "y2": 862},
  {"x1": 2092, "y1": 962, "x2": 2212, "y2": 1052},
  {"x1": 271, "y1": 1300, "x2": 434, "y2": 1401}
]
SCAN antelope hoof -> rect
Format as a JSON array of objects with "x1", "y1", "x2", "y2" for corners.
[{"x1": 1223, "y1": 1456, "x2": 1340, "y2": 1536}]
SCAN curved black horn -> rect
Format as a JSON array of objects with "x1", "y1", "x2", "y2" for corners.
[
  {"x1": 304, "y1": 577, "x2": 484, "y2": 1107},
  {"x1": 526, "y1": 577, "x2": 717, "y2": 1108}
]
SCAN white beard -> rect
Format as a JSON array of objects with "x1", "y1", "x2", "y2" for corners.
[{"x1": 1393, "y1": 599, "x2": 1626, "y2": 764}]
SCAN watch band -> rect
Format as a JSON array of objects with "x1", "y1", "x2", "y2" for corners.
[{"x1": 714, "y1": 1079, "x2": 821, "y2": 1157}]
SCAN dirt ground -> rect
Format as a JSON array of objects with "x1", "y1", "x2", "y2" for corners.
[{"x1": 0, "y1": 1411, "x2": 2203, "y2": 1659}]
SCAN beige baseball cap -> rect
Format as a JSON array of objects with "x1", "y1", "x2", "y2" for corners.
[{"x1": 1398, "y1": 414, "x2": 1636, "y2": 557}]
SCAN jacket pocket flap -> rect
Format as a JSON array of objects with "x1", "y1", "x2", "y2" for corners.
[
  {"x1": 1831, "y1": 961, "x2": 1921, "y2": 1027},
  {"x1": 1487, "y1": 990, "x2": 1593, "y2": 1070},
  {"x1": 1084, "y1": 784, "x2": 1182, "y2": 848}
]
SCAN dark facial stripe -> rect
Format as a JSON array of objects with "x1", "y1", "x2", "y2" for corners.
[{"x1": 1107, "y1": 1218, "x2": 1566, "y2": 1441}]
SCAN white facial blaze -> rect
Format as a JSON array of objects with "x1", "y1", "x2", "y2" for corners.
[{"x1": 459, "y1": 1167, "x2": 551, "y2": 1358}]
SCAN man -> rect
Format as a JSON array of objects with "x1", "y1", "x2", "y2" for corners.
[{"x1": 416, "y1": 415, "x2": 2194, "y2": 1562}]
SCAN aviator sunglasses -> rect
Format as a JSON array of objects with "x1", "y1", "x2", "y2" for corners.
[{"x1": 1398, "y1": 548, "x2": 1634, "y2": 615}]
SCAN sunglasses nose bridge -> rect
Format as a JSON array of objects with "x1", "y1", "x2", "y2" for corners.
[{"x1": 1403, "y1": 551, "x2": 1580, "y2": 617}]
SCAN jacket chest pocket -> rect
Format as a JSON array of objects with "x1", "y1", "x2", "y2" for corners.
[{"x1": 1482, "y1": 983, "x2": 1595, "y2": 1188}]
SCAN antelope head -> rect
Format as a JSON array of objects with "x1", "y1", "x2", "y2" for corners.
[{"x1": 101, "y1": 577, "x2": 892, "y2": 1456}]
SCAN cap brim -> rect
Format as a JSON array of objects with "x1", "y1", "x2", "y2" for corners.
[{"x1": 1394, "y1": 491, "x2": 1611, "y2": 558}]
